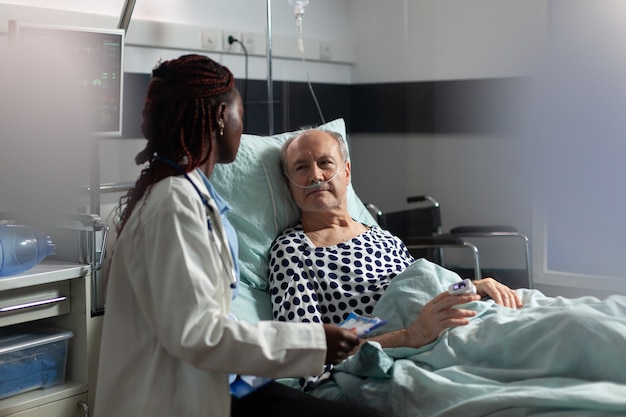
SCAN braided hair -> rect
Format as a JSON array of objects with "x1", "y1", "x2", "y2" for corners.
[{"x1": 117, "y1": 54, "x2": 236, "y2": 234}]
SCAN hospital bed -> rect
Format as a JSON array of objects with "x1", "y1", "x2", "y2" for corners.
[{"x1": 211, "y1": 118, "x2": 626, "y2": 417}]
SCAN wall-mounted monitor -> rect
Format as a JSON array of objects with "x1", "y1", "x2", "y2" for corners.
[{"x1": 8, "y1": 20, "x2": 125, "y2": 137}]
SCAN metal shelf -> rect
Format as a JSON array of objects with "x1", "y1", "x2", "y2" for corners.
[{"x1": 0, "y1": 261, "x2": 88, "y2": 292}]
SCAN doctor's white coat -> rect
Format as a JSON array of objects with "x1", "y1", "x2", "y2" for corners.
[{"x1": 93, "y1": 170, "x2": 326, "y2": 417}]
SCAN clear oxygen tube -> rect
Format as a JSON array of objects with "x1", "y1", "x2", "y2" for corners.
[{"x1": 287, "y1": 170, "x2": 340, "y2": 189}]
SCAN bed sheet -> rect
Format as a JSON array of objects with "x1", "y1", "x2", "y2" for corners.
[{"x1": 309, "y1": 259, "x2": 626, "y2": 417}]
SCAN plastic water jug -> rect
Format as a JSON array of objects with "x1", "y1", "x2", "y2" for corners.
[{"x1": 0, "y1": 223, "x2": 56, "y2": 277}]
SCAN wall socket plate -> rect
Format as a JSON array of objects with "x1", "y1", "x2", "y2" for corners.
[
  {"x1": 320, "y1": 41, "x2": 332, "y2": 60},
  {"x1": 201, "y1": 28, "x2": 220, "y2": 50},
  {"x1": 241, "y1": 32, "x2": 262, "y2": 54},
  {"x1": 222, "y1": 30, "x2": 241, "y2": 52}
]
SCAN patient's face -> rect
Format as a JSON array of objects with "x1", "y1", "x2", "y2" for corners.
[{"x1": 285, "y1": 131, "x2": 351, "y2": 213}]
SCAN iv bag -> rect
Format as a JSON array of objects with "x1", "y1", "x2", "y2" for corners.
[{"x1": 288, "y1": 0, "x2": 309, "y2": 15}]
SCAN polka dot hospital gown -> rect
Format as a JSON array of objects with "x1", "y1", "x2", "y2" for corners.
[
  {"x1": 268, "y1": 222, "x2": 415, "y2": 389},
  {"x1": 269, "y1": 222, "x2": 415, "y2": 325}
]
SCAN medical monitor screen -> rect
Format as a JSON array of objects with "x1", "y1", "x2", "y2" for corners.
[{"x1": 8, "y1": 21, "x2": 124, "y2": 137}]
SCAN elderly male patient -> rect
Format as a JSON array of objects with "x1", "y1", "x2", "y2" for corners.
[{"x1": 268, "y1": 129, "x2": 521, "y2": 355}]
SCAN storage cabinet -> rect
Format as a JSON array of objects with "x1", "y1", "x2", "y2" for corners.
[
  {"x1": 0, "y1": 280, "x2": 71, "y2": 327},
  {"x1": 0, "y1": 214, "x2": 107, "y2": 417},
  {"x1": 4, "y1": 393, "x2": 88, "y2": 417}
]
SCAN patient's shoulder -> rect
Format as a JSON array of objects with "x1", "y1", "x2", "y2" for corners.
[
  {"x1": 276, "y1": 222, "x2": 304, "y2": 239},
  {"x1": 270, "y1": 222, "x2": 304, "y2": 249}
]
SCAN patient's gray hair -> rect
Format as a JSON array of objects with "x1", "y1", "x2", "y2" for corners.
[{"x1": 279, "y1": 129, "x2": 349, "y2": 175}]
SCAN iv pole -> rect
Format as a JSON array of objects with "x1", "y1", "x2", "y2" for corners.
[
  {"x1": 266, "y1": 0, "x2": 274, "y2": 135},
  {"x1": 118, "y1": 0, "x2": 137, "y2": 32}
]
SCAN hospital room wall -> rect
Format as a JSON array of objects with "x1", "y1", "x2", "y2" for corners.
[
  {"x1": 347, "y1": 0, "x2": 545, "y2": 215},
  {"x1": 347, "y1": 0, "x2": 542, "y2": 289},
  {"x1": 347, "y1": 0, "x2": 626, "y2": 298}
]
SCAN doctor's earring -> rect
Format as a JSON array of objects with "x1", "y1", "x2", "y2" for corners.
[{"x1": 218, "y1": 121, "x2": 224, "y2": 137}]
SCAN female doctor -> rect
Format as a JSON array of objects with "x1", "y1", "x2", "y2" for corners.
[{"x1": 93, "y1": 55, "x2": 380, "y2": 417}]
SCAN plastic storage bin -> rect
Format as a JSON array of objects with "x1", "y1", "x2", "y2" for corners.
[{"x1": 0, "y1": 325, "x2": 73, "y2": 400}]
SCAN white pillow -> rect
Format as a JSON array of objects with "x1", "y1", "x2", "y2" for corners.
[{"x1": 211, "y1": 118, "x2": 376, "y2": 291}]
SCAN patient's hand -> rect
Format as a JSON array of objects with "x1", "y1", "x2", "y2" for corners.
[
  {"x1": 474, "y1": 278, "x2": 523, "y2": 309},
  {"x1": 368, "y1": 292, "x2": 480, "y2": 349}
]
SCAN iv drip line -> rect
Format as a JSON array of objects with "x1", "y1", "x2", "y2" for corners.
[{"x1": 288, "y1": 0, "x2": 326, "y2": 124}]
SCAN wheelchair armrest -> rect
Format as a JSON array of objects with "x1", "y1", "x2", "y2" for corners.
[
  {"x1": 406, "y1": 195, "x2": 439, "y2": 206},
  {"x1": 450, "y1": 225, "x2": 519, "y2": 236},
  {"x1": 402, "y1": 234, "x2": 466, "y2": 246}
]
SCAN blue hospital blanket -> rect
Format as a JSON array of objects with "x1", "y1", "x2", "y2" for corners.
[{"x1": 311, "y1": 259, "x2": 626, "y2": 417}]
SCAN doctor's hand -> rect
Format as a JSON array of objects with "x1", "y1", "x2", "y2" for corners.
[
  {"x1": 474, "y1": 278, "x2": 523, "y2": 309},
  {"x1": 322, "y1": 324, "x2": 360, "y2": 365}
]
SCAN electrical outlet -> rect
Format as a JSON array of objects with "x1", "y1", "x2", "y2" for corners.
[
  {"x1": 222, "y1": 30, "x2": 241, "y2": 52},
  {"x1": 320, "y1": 42, "x2": 332, "y2": 61},
  {"x1": 201, "y1": 28, "x2": 220, "y2": 50},
  {"x1": 241, "y1": 32, "x2": 258, "y2": 54}
]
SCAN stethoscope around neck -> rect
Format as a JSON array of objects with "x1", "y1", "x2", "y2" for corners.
[{"x1": 153, "y1": 155, "x2": 237, "y2": 290}]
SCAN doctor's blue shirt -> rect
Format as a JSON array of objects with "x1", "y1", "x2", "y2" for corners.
[{"x1": 197, "y1": 168, "x2": 240, "y2": 299}]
